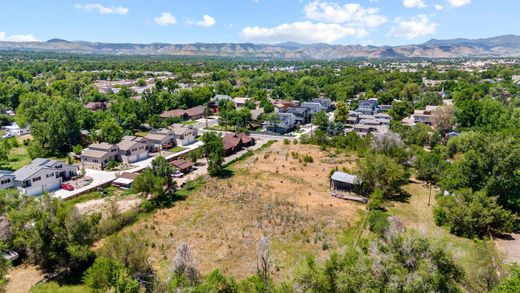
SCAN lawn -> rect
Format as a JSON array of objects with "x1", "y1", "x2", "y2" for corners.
[
  {"x1": 6, "y1": 145, "x2": 32, "y2": 170},
  {"x1": 169, "y1": 146, "x2": 186, "y2": 153},
  {"x1": 387, "y1": 180, "x2": 489, "y2": 290}
]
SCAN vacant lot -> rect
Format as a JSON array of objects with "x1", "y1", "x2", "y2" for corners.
[{"x1": 119, "y1": 142, "x2": 362, "y2": 280}]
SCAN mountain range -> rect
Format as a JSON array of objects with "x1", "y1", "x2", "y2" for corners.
[{"x1": 1, "y1": 35, "x2": 519, "y2": 60}]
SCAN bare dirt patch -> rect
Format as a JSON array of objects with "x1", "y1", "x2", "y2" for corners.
[
  {"x1": 5, "y1": 264, "x2": 44, "y2": 293},
  {"x1": 119, "y1": 142, "x2": 362, "y2": 280},
  {"x1": 76, "y1": 195, "x2": 142, "y2": 218}
]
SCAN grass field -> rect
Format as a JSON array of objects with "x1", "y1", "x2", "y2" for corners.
[{"x1": 116, "y1": 142, "x2": 363, "y2": 281}]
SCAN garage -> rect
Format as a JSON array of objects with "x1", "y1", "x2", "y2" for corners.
[
  {"x1": 138, "y1": 152, "x2": 148, "y2": 160},
  {"x1": 128, "y1": 155, "x2": 138, "y2": 163}
]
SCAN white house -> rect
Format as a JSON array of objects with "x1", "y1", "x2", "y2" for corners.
[
  {"x1": 5, "y1": 158, "x2": 78, "y2": 196},
  {"x1": 2, "y1": 122, "x2": 30, "y2": 137},
  {"x1": 170, "y1": 124, "x2": 198, "y2": 146},
  {"x1": 117, "y1": 136, "x2": 149, "y2": 164}
]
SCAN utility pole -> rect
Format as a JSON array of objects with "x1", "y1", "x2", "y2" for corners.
[{"x1": 428, "y1": 182, "x2": 432, "y2": 206}]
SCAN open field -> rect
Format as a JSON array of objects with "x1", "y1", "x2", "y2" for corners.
[{"x1": 116, "y1": 142, "x2": 363, "y2": 280}]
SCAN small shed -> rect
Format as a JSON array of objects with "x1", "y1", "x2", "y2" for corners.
[
  {"x1": 330, "y1": 171, "x2": 358, "y2": 192},
  {"x1": 112, "y1": 172, "x2": 139, "y2": 188}
]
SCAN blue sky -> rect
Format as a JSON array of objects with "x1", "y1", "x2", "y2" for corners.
[{"x1": 0, "y1": 0, "x2": 518, "y2": 45}]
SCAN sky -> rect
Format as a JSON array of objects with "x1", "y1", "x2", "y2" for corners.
[{"x1": 0, "y1": 0, "x2": 518, "y2": 46}]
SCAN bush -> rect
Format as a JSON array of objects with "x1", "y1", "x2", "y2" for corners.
[
  {"x1": 284, "y1": 138, "x2": 290, "y2": 145},
  {"x1": 303, "y1": 154, "x2": 314, "y2": 163},
  {"x1": 368, "y1": 210, "x2": 390, "y2": 237}
]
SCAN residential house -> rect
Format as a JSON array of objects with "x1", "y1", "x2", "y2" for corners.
[
  {"x1": 213, "y1": 95, "x2": 233, "y2": 103},
  {"x1": 374, "y1": 113, "x2": 391, "y2": 125},
  {"x1": 170, "y1": 124, "x2": 197, "y2": 146},
  {"x1": 285, "y1": 107, "x2": 311, "y2": 125},
  {"x1": 263, "y1": 112, "x2": 296, "y2": 134},
  {"x1": 379, "y1": 104, "x2": 392, "y2": 112},
  {"x1": 233, "y1": 97, "x2": 250, "y2": 107},
  {"x1": 146, "y1": 128, "x2": 176, "y2": 151},
  {"x1": 273, "y1": 100, "x2": 293, "y2": 113},
  {"x1": 118, "y1": 136, "x2": 149, "y2": 164},
  {"x1": 81, "y1": 142, "x2": 120, "y2": 170},
  {"x1": 251, "y1": 108, "x2": 264, "y2": 124},
  {"x1": 237, "y1": 133, "x2": 255, "y2": 147},
  {"x1": 160, "y1": 105, "x2": 211, "y2": 121},
  {"x1": 356, "y1": 99, "x2": 379, "y2": 115},
  {"x1": 312, "y1": 98, "x2": 333, "y2": 111},
  {"x1": 223, "y1": 133, "x2": 243, "y2": 156},
  {"x1": 2, "y1": 122, "x2": 30, "y2": 137},
  {"x1": 0, "y1": 170, "x2": 15, "y2": 189},
  {"x1": 301, "y1": 102, "x2": 326, "y2": 115},
  {"x1": 7, "y1": 158, "x2": 78, "y2": 196},
  {"x1": 413, "y1": 105, "x2": 438, "y2": 125}
]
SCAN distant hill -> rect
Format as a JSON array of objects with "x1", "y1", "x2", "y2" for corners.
[{"x1": 1, "y1": 35, "x2": 519, "y2": 59}]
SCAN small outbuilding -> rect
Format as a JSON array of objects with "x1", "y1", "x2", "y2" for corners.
[{"x1": 330, "y1": 171, "x2": 358, "y2": 192}]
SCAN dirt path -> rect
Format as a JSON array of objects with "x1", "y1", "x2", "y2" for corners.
[
  {"x1": 5, "y1": 265, "x2": 44, "y2": 293},
  {"x1": 495, "y1": 233, "x2": 520, "y2": 265}
]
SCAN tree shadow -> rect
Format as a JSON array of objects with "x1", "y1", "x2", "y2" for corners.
[
  {"x1": 386, "y1": 190, "x2": 412, "y2": 203},
  {"x1": 216, "y1": 168, "x2": 234, "y2": 179}
]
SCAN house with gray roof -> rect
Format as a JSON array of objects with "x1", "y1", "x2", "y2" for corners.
[
  {"x1": 81, "y1": 142, "x2": 120, "y2": 170},
  {"x1": 1, "y1": 158, "x2": 78, "y2": 196},
  {"x1": 170, "y1": 124, "x2": 198, "y2": 146}
]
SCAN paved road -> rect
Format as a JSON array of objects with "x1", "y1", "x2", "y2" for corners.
[{"x1": 54, "y1": 141, "x2": 203, "y2": 200}]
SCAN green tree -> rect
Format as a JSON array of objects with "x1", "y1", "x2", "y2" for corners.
[
  {"x1": 201, "y1": 132, "x2": 225, "y2": 176},
  {"x1": 98, "y1": 119, "x2": 123, "y2": 144},
  {"x1": 132, "y1": 170, "x2": 164, "y2": 196},
  {"x1": 83, "y1": 257, "x2": 138, "y2": 292},
  {"x1": 493, "y1": 265, "x2": 520, "y2": 293},
  {"x1": 151, "y1": 156, "x2": 175, "y2": 189},
  {"x1": 0, "y1": 242, "x2": 10, "y2": 290},
  {"x1": 389, "y1": 100, "x2": 413, "y2": 121},
  {"x1": 312, "y1": 110, "x2": 329, "y2": 130},
  {"x1": 98, "y1": 232, "x2": 151, "y2": 277},
  {"x1": 434, "y1": 189, "x2": 515, "y2": 238},
  {"x1": 334, "y1": 101, "x2": 349, "y2": 123},
  {"x1": 357, "y1": 154, "x2": 409, "y2": 197}
]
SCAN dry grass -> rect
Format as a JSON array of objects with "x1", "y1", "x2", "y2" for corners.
[{"x1": 117, "y1": 142, "x2": 363, "y2": 280}]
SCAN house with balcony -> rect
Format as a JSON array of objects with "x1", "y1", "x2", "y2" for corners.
[
  {"x1": 170, "y1": 124, "x2": 198, "y2": 146},
  {"x1": 117, "y1": 136, "x2": 149, "y2": 164},
  {"x1": 81, "y1": 142, "x2": 120, "y2": 170},
  {"x1": 356, "y1": 99, "x2": 379, "y2": 115},
  {"x1": 413, "y1": 105, "x2": 438, "y2": 125}
]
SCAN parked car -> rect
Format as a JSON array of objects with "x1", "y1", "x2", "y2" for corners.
[
  {"x1": 2, "y1": 133, "x2": 13, "y2": 139},
  {"x1": 173, "y1": 171, "x2": 184, "y2": 178},
  {"x1": 60, "y1": 183, "x2": 75, "y2": 191}
]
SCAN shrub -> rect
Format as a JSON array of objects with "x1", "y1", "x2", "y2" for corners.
[
  {"x1": 368, "y1": 210, "x2": 390, "y2": 237},
  {"x1": 303, "y1": 154, "x2": 313, "y2": 163},
  {"x1": 283, "y1": 138, "x2": 290, "y2": 145}
]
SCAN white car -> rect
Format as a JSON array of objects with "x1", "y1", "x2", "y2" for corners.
[
  {"x1": 173, "y1": 171, "x2": 184, "y2": 178},
  {"x1": 1, "y1": 133, "x2": 13, "y2": 139}
]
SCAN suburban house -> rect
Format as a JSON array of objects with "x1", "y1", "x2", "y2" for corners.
[
  {"x1": 374, "y1": 113, "x2": 391, "y2": 125},
  {"x1": 160, "y1": 105, "x2": 211, "y2": 121},
  {"x1": 2, "y1": 122, "x2": 30, "y2": 137},
  {"x1": 170, "y1": 124, "x2": 198, "y2": 146},
  {"x1": 273, "y1": 100, "x2": 294, "y2": 112},
  {"x1": 0, "y1": 170, "x2": 15, "y2": 190},
  {"x1": 222, "y1": 133, "x2": 255, "y2": 156},
  {"x1": 81, "y1": 142, "x2": 120, "y2": 170},
  {"x1": 301, "y1": 102, "x2": 327, "y2": 115},
  {"x1": 117, "y1": 136, "x2": 149, "y2": 164},
  {"x1": 1, "y1": 158, "x2": 78, "y2": 196},
  {"x1": 379, "y1": 104, "x2": 392, "y2": 112},
  {"x1": 223, "y1": 133, "x2": 243, "y2": 156},
  {"x1": 312, "y1": 98, "x2": 333, "y2": 111},
  {"x1": 213, "y1": 95, "x2": 233, "y2": 104},
  {"x1": 171, "y1": 159, "x2": 194, "y2": 174},
  {"x1": 413, "y1": 105, "x2": 439, "y2": 125},
  {"x1": 356, "y1": 99, "x2": 379, "y2": 115},
  {"x1": 146, "y1": 128, "x2": 176, "y2": 151},
  {"x1": 264, "y1": 112, "x2": 296, "y2": 134},
  {"x1": 233, "y1": 97, "x2": 250, "y2": 107},
  {"x1": 251, "y1": 108, "x2": 264, "y2": 124},
  {"x1": 285, "y1": 107, "x2": 311, "y2": 125}
]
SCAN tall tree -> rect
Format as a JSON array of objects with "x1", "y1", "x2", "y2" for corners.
[{"x1": 201, "y1": 132, "x2": 225, "y2": 176}]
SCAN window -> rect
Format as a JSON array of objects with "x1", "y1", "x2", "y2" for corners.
[
  {"x1": 1, "y1": 179, "x2": 11, "y2": 185},
  {"x1": 32, "y1": 176, "x2": 41, "y2": 182}
]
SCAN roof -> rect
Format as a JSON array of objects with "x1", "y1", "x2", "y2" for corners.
[
  {"x1": 118, "y1": 138, "x2": 142, "y2": 151},
  {"x1": 171, "y1": 159, "x2": 194, "y2": 170},
  {"x1": 82, "y1": 149, "x2": 110, "y2": 159},
  {"x1": 185, "y1": 105, "x2": 206, "y2": 117},
  {"x1": 237, "y1": 133, "x2": 254, "y2": 144},
  {"x1": 119, "y1": 172, "x2": 139, "y2": 180},
  {"x1": 12, "y1": 158, "x2": 68, "y2": 181},
  {"x1": 233, "y1": 97, "x2": 249, "y2": 104},
  {"x1": 331, "y1": 171, "x2": 357, "y2": 184},
  {"x1": 89, "y1": 142, "x2": 116, "y2": 150},
  {"x1": 214, "y1": 95, "x2": 232, "y2": 101},
  {"x1": 251, "y1": 108, "x2": 264, "y2": 120},
  {"x1": 286, "y1": 107, "x2": 308, "y2": 115},
  {"x1": 145, "y1": 133, "x2": 168, "y2": 141},
  {"x1": 170, "y1": 124, "x2": 194, "y2": 135},
  {"x1": 160, "y1": 109, "x2": 187, "y2": 118},
  {"x1": 223, "y1": 133, "x2": 241, "y2": 151}
]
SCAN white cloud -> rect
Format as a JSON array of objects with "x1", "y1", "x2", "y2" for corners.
[
  {"x1": 197, "y1": 15, "x2": 216, "y2": 27},
  {"x1": 74, "y1": 3, "x2": 128, "y2": 15},
  {"x1": 388, "y1": 15, "x2": 438, "y2": 39},
  {"x1": 403, "y1": 0, "x2": 427, "y2": 8},
  {"x1": 446, "y1": 0, "x2": 470, "y2": 7},
  {"x1": 240, "y1": 21, "x2": 367, "y2": 44},
  {"x1": 186, "y1": 15, "x2": 216, "y2": 28},
  {"x1": 303, "y1": 1, "x2": 387, "y2": 28},
  {"x1": 0, "y1": 32, "x2": 38, "y2": 42},
  {"x1": 153, "y1": 12, "x2": 177, "y2": 26},
  {"x1": 435, "y1": 4, "x2": 444, "y2": 10}
]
